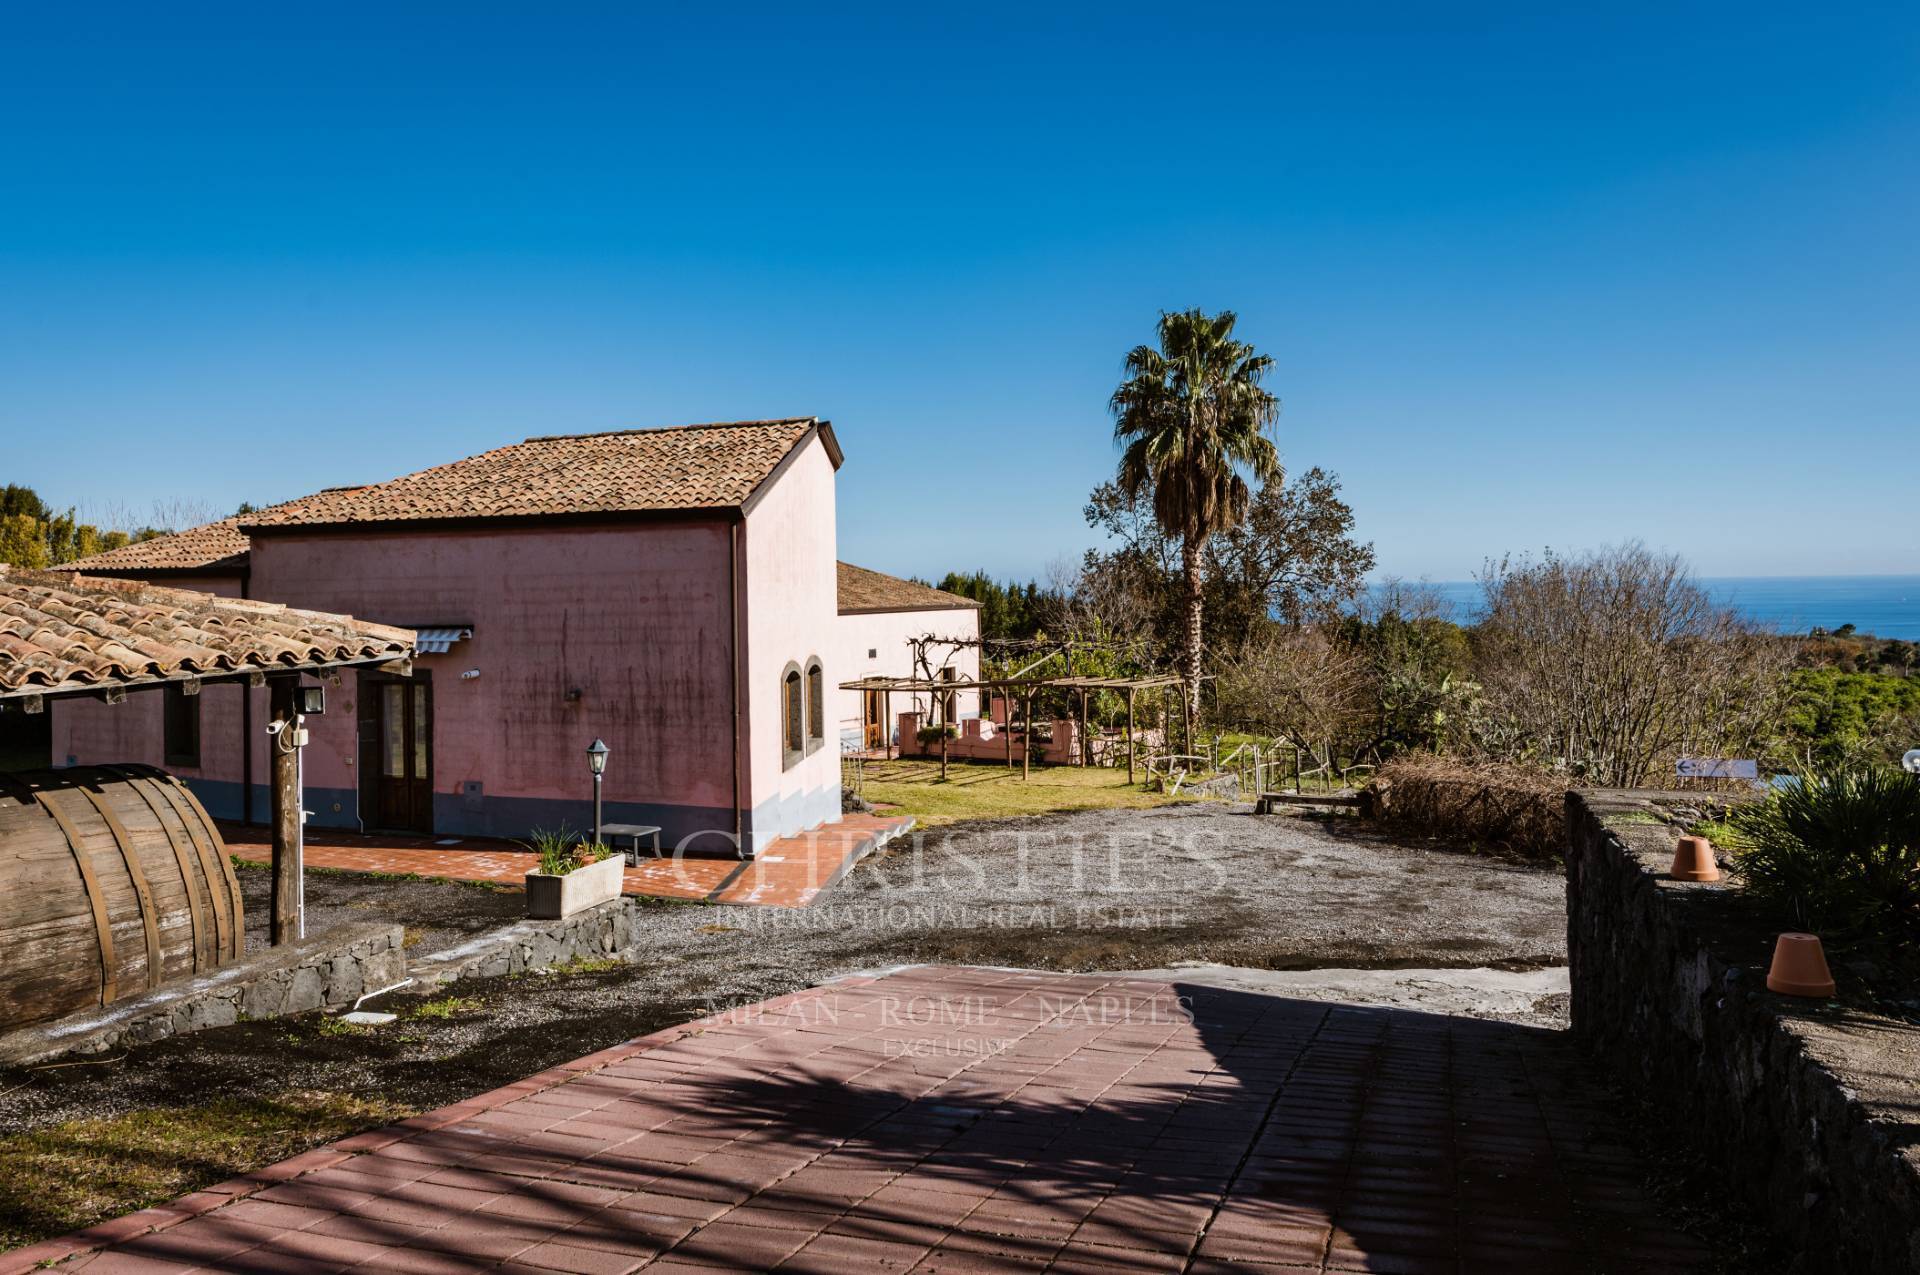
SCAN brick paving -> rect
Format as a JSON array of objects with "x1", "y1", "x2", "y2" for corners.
[
  {"x1": 5, "y1": 967, "x2": 1713, "y2": 1274},
  {"x1": 220, "y1": 815, "x2": 913, "y2": 908}
]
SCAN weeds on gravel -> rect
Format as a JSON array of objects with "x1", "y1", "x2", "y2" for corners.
[
  {"x1": 410, "y1": 997, "x2": 481, "y2": 1020},
  {"x1": 313, "y1": 1017, "x2": 371, "y2": 1038},
  {"x1": 0, "y1": 1090, "x2": 412, "y2": 1251}
]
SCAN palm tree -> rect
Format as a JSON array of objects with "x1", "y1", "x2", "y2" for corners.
[{"x1": 1110, "y1": 309, "x2": 1282, "y2": 728}]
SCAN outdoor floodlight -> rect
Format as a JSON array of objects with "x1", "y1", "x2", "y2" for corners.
[
  {"x1": 294, "y1": 685, "x2": 326, "y2": 716},
  {"x1": 587, "y1": 738, "x2": 610, "y2": 775}
]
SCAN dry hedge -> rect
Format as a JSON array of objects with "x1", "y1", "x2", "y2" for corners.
[{"x1": 1372, "y1": 755, "x2": 1573, "y2": 859}]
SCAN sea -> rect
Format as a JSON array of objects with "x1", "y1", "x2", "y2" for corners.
[{"x1": 1387, "y1": 576, "x2": 1920, "y2": 642}]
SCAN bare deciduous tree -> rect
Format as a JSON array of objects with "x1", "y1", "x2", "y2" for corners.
[
  {"x1": 1214, "y1": 627, "x2": 1372, "y2": 776},
  {"x1": 1470, "y1": 544, "x2": 1792, "y2": 786}
]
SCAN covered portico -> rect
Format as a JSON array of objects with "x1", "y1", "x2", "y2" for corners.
[{"x1": 1, "y1": 567, "x2": 415, "y2": 945}]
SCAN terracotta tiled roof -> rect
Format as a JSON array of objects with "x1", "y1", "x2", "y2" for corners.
[
  {"x1": 837, "y1": 562, "x2": 981, "y2": 615},
  {"x1": 0, "y1": 568, "x2": 414, "y2": 699},
  {"x1": 53, "y1": 517, "x2": 252, "y2": 575},
  {"x1": 239, "y1": 419, "x2": 833, "y2": 530}
]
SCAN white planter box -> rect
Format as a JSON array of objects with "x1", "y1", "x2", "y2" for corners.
[{"x1": 525, "y1": 854, "x2": 625, "y2": 920}]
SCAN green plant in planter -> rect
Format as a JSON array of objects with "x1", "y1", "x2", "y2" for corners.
[
  {"x1": 524, "y1": 827, "x2": 605, "y2": 876},
  {"x1": 916, "y1": 724, "x2": 957, "y2": 749},
  {"x1": 1724, "y1": 765, "x2": 1920, "y2": 944}
]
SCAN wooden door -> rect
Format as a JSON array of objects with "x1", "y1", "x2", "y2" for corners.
[
  {"x1": 863, "y1": 690, "x2": 885, "y2": 751},
  {"x1": 358, "y1": 673, "x2": 432, "y2": 832}
]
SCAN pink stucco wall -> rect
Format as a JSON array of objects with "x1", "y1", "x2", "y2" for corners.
[
  {"x1": 60, "y1": 526, "x2": 746, "y2": 845},
  {"x1": 250, "y1": 521, "x2": 738, "y2": 833},
  {"x1": 740, "y1": 433, "x2": 842, "y2": 848},
  {"x1": 832, "y1": 606, "x2": 981, "y2": 750}
]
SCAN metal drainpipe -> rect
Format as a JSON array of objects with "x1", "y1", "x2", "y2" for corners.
[{"x1": 730, "y1": 517, "x2": 743, "y2": 855}]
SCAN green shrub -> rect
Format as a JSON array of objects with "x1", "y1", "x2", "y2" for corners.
[{"x1": 1725, "y1": 765, "x2": 1920, "y2": 944}]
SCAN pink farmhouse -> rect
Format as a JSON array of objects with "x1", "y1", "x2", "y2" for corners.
[{"x1": 50, "y1": 419, "x2": 978, "y2": 856}]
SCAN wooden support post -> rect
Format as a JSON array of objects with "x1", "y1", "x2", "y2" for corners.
[
  {"x1": 884, "y1": 690, "x2": 892, "y2": 760},
  {"x1": 1022, "y1": 689, "x2": 1034, "y2": 781},
  {"x1": 267, "y1": 678, "x2": 300, "y2": 947},
  {"x1": 1004, "y1": 690, "x2": 1014, "y2": 769},
  {"x1": 1075, "y1": 690, "x2": 1084, "y2": 766},
  {"x1": 1125, "y1": 687, "x2": 1136, "y2": 785}
]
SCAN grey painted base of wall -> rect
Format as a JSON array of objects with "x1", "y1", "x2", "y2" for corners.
[
  {"x1": 1567, "y1": 791, "x2": 1920, "y2": 1274},
  {"x1": 0, "y1": 924, "x2": 406, "y2": 1067},
  {"x1": 182, "y1": 776, "x2": 841, "y2": 857}
]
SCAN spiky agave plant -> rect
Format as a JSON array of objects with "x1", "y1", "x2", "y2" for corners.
[
  {"x1": 1726, "y1": 765, "x2": 1920, "y2": 942},
  {"x1": 525, "y1": 826, "x2": 582, "y2": 876}
]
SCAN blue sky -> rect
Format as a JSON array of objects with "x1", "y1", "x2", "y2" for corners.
[{"x1": 3, "y1": 3, "x2": 1915, "y2": 582}]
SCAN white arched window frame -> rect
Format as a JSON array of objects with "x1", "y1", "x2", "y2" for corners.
[
  {"x1": 805, "y1": 658, "x2": 826, "y2": 754},
  {"x1": 781, "y1": 662, "x2": 805, "y2": 771}
]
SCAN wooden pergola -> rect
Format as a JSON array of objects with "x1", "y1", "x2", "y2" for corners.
[{"x1": 839, "y1": 671, "x2": 1187, "y2": 782}]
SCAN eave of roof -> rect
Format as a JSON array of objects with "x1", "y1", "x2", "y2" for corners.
[
  {"x1": 0, "y1": 567, "x2": 415, "y2": 701},
  {"x1": 836, "y1": 561, "x2": 982, "y2": 615},
  {"x1": 51, "y1": 517, "x2": 253, "y2": 576}
]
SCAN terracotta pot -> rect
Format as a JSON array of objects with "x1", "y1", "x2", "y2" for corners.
[
  {"x1": 1765, "y1": 932, "x2": 1836, "y2": 998},
  {"x1": 1670, "y1": 835, "x2": 1721, "y2": 882}
]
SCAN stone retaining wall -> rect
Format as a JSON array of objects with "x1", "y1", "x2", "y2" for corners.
[
  {"x1": 409, "y1": 897, "x2": 644, "y2": 987},
  {"x1": 0, "y1": 923, "x2": 405, "y2": 1067},
  {"x1": 2, "y1": 898, "x2": 649, "y2": 1066},
  {"x1": 1567, "y1": 790, "x2": 1920, "y2": 1273}
]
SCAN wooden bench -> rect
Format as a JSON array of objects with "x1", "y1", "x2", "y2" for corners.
[
  {"x1": 599, "y1": 823, "x2": 663, "y2": 866},
  {"x1": 1254, "y1": 792, "x2": 1365, "y2": 815}
]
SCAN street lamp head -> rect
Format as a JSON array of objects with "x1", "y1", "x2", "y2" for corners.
[{"x1": 586, "y1": 738, "x2": 610, "y2": 776}]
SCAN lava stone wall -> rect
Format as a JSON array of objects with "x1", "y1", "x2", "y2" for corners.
[{"x1": 1567, "y1": 790, "x2": 1920, "y2": 1273}]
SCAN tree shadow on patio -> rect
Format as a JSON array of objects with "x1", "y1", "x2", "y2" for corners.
[{"x1": 77, "y1": 972, "x2": 1717, "y2": 1273}]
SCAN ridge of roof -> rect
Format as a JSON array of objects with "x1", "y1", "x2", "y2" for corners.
[
  {"x1": 523, "y1": 417, "x2": 817, "y2": 444},
  {"x1": 239, "y1": 417, "x2": 832, "y2": 531}
]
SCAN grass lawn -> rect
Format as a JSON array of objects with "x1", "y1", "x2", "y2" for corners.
[
  {"x1": 0, "y1": 1090, "x2": 411, "y2": 1251},
  {"x1": 850, "y1": 758, "x2": 1205, "y2": 825}
]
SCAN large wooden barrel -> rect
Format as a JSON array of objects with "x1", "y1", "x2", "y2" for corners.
[{"x1": 0, "y1": 764, "x2": 243, "y2": 1033}]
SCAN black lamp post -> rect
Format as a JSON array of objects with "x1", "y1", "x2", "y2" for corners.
[{"x1": 586, "y1": 738, "x2": 609, "y2": 847}]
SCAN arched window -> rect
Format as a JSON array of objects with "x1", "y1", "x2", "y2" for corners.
[
  {"x1": 806, "y1": 658, "x2": 825, "y2": 751},
  {"x1": 782, "y1": 663, "x2": 804, "y2": 768}
]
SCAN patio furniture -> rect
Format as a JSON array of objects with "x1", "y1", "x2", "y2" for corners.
[{"x1": 599, "y1": 822, "x2": 662, "y2": 866}]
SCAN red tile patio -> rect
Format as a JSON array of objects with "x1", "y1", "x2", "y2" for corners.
[
  {"x1": 5, "y1": 966, "x2": 1713, "y2": 1274},
  {"x1": 220, "y1": 815, "x2": 914, "y2": 908}
]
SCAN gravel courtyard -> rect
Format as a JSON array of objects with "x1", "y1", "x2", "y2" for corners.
[{"x1": 3, "y1": 806, "x2": 1563, "y2": 1133}]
